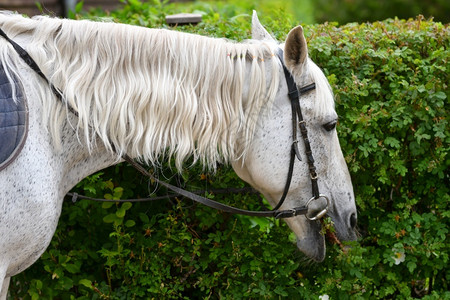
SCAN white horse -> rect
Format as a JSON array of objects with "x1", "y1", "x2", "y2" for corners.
[{"x1": 0, "y1": 11, "x2": 357, "y2": 297}]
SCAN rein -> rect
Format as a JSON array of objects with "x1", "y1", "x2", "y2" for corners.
[{"x1": 0, "y1": 28, "x2": 328, "y2": 220}]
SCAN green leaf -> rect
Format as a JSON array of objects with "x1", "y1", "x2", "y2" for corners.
[
  {"x1": 64, "y1": 263, "x2": 80, "y2": 274},
  {"x1": 103, "y1": 214, "x2": 118, "y2": 223},
  {"x1": 384, "y1": 137, "x2": 400, "y2": 148},
  {"x1": 35, "y1": 280, "x2": 43, "y2": 290},
  {"x1": 75, "y1": 0, "x2": 84, "y2": 13},
  {"x1": 121, "y1": 202, "x2": 132, "y2": 211},
  {"x1": 139, "y1": 212, "x2": 150, "y2": 223},
  {"x1": 116, "y1": 208, "x2": 126, "y2": 218},
  {"x1": 102, "y1": 201, "x2": 115, "y2": 209},
  {"x1": 432, "y1": 91, "x2": 446, "y2": 100},
  {"x1": 105, "y1": 180, "x2": 114, "y2": 190},
  {"x1": 125, "y1": 220, "x2": 136, "y2": 227},
  {"x1": 407, "y1": 261, "x2": 417, "y2": 273},
  {"x1": 114, "y1": 186, "x2": 124, "y2": 196},
  {"x1": 78, "y1": 279, "x2": 93, "y2": 289},
  {"x1": 113, "y1": 218, "x2": 123, "y2": 226}
]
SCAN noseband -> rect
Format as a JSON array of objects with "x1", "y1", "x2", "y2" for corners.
[{"x1": 0, "y1": 28, "x2": 329, "y2": 220}]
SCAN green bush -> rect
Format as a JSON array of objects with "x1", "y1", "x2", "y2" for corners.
[
  {"x1": 9, "y1": 1, "x2": 449, "y2": 299},
  {"x1": 306, "y1": 17, "x2": 449, "y2": 298},
  {"x1": 312, "y1": 0, "x2": 450, "y2": 24}
]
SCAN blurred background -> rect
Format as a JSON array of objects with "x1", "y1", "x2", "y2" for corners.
[{"x1": 0, "y1": 0, "x2": 448, "y2": 24}]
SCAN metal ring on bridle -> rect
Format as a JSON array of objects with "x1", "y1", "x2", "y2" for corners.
[{"x1": 305, "y1": 194, "x2": 330, "y2": 221}]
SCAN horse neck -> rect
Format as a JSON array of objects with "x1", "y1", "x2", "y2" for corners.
[
  {"x1": 9, "y1": 16, "x2": 281, "y2": 177},
  {"x1": 55, "y1": 113, "x2": 118, "y2": 194},
  {"x1": 46, "y1": 31, "x2": 280, "y2": 171}
]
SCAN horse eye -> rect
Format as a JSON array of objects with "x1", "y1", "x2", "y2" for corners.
[{"x1": 323, "y1": 120, "x2": 337, "y2": 132}]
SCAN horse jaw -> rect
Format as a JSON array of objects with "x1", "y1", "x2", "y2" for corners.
[
  {"x1": 232, "y1": 160, "x2": 326, "y2": 262},
  {"x1": 280, "y1": 215, "x2": 325, "y2": 261}
]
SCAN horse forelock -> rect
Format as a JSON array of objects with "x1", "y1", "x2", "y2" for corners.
[{"x1": 0, "y1": 13, "x2": 281, "y2": 171}]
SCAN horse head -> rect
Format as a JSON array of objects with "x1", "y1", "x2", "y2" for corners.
[{"x1": 233, "y1": 12, "x2": 358, "y2": 261}]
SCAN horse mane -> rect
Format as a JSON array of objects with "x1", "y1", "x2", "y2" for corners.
[
  {"x1": 0, "y1": 12, "x2": 283, "y2": 170},
  {"x1": 0, "y1": 12, "x2": 333, "y2": 171}
]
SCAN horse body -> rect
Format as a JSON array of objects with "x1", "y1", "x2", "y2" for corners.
[
  {"x1": 0, "y1": 11, "x2": 357, "y2": 297},
  {"x1": 0, "y1": 57, "x2": 118, "y2": 294}
]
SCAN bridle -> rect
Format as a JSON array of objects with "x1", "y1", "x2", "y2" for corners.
[
  {"x1": 0, "y1": 28, "x2": 329, "y2": 220},
  {"x1": 273, "y1": 49, "x2": 330, "y2": 220}
]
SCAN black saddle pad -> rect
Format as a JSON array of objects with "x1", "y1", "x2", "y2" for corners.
[{"x1": 0, "y1": 62, "x2": 28, "y2": 171}]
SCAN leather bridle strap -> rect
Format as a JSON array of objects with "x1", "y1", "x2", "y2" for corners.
[
  {"x1": 1, "y1": 27, "x2": 322, "y2": 219},
  {"x1": 121, "y1": 153, "x2": 308, "y2": 218},
  {"x1": 0, "y1": 29, "x2": 78, "y2": 117},
  {"x1": 277, "y1": 50, "x2": 320, "y2": 200}
]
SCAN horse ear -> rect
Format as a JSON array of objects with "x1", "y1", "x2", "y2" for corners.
[
  {"x1": 252, "y1": 11, "x2": 274, "y2": 41},
  {"x1": 284, "y1": 25, "x2": 308, "y2": 76}
]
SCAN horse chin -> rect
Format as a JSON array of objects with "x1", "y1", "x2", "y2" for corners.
[{"x1": 295, "y1": 221, "x2": 326, "y2": 262}]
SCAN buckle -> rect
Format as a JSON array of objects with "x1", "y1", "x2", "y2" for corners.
[{"x1": 305, "y1": 195, "x2": 330, "y2": 221}]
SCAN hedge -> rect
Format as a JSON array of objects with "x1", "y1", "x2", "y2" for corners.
[
  {"x1": 312, "y1": 0, "x2": 450, "y2": 25},
  {"x1": 9, "y1": 1, "x2": 449, "y2": 299}
]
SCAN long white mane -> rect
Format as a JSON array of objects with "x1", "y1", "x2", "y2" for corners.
[
  {"x1": 0, "y1": 13, "x2": 334, "y2": 171},
  {"x1": 0, "y1": 13, "x2": 283, "y2": 170}
]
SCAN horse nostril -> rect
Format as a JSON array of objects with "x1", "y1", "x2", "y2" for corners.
[{"x1": 350, "y1": 213, "x2": 357, "y2": 228}]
